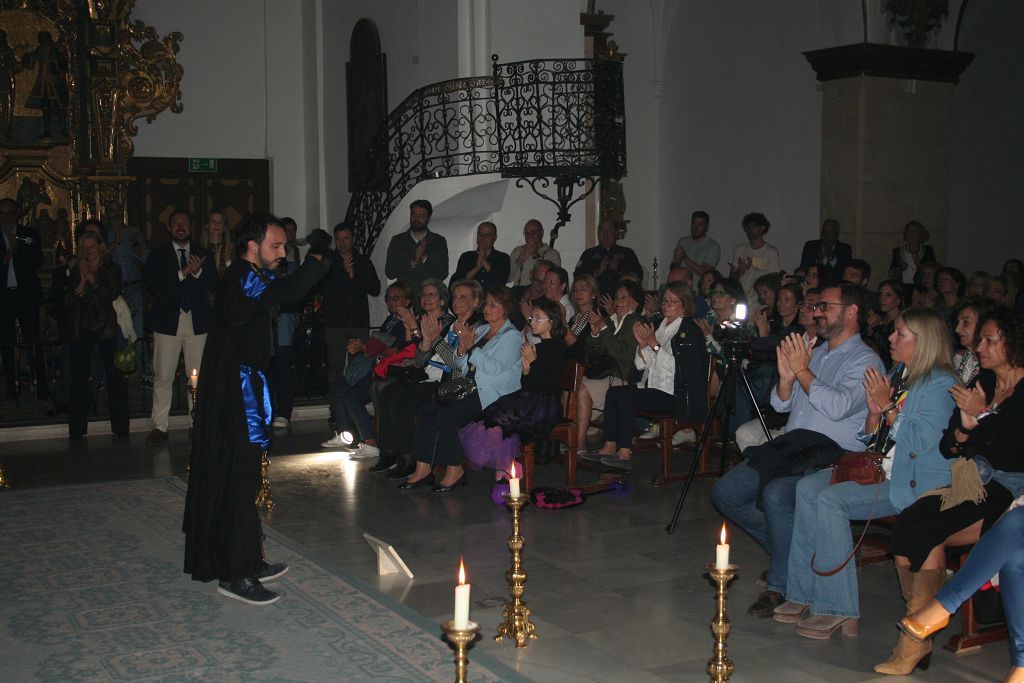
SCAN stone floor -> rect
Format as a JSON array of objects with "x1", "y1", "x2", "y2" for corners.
[{"x1": 0, "y1": 420, "x2": 1011, "y2": 682}]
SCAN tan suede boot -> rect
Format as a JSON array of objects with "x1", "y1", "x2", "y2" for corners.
[{"x1": 874, "y1": 568, "x2": 945, "y2": 675}]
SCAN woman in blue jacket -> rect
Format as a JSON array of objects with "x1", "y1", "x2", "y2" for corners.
[
  {"x1": 400, "y1": 286, "x2": 522, "y2": 492},
  {"x1": 772, "y1": 308, "x2": 957, "y2": 643}
]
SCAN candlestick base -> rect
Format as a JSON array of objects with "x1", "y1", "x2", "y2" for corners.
[
  {"x1": 495, "y1": 493, "x2": 537, "y2": 648},
  {"x1": 0, "y1": 464, "x2": 9, "y2": 488},
  {"x1": 442, "y1": 620, "x2": 481, "y2": 683},
  {"x1": 705, "y1": 563, "x2": 739, "y2": 683},
  {"x1": 255, "y1": 450, "x2": 275, "y2": 512}
]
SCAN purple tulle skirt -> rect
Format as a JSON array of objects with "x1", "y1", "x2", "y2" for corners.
[{"x1": 459, "y1": 390, "x2": 560, "y2": 472}]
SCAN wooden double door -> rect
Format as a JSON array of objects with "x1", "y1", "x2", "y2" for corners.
[{"x1": 126, "y1": 157, "x2": 270, "y2": 247}]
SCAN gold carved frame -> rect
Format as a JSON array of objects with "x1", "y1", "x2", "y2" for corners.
[{"x1": 0, "y1": 0, "x2": 182, "y2": 257}]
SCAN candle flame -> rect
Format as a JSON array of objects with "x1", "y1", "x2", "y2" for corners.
[
  {"x1": 191, "y1": 368, "x2": 198, "y2": 377},
  {"x1": 720, "y1": 522, "x2": 727, "y2": 545},
  {"x1": 458, "y1": 558, "x2": 466, "y2": 585},
  {"x1": 509, "y1": 461, "x2": 517, "y2": 478}
]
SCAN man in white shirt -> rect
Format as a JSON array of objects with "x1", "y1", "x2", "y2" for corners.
[
  {"x1": 672, "y1": 210, "x2": 720, "y2": 283},
  {"x1": 508, "y1": 219, "x2": 560, "y2": 286},
  {"x1": 730, "y1": 212, "x2": 780, "y2": 305}
]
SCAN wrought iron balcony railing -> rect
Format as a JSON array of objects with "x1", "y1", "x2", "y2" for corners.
[{"x1": 346, "y1": 56, "x2": 626, "y2": 256}]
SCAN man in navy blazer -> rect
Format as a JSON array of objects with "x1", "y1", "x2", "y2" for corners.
[
  {"x1": 798, "y1": 219, "x2": 852, "y2": 285},
  {"x1": 1, "y1": 197, "x2": 47, "y2": 399},
  {"x1": 145, "y1": 209, "x2": 218, "y2": 441}
]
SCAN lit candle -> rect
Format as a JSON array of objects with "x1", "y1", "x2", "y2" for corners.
[
  {"x1": 190, "y1": 368, "x2": 198, "y2": 389},
  {"x1": 508, "y1": 461, "x2": 520, "y2": 498},
  {"x1": 715, "y1": 522, "x2": 730, "y2": 569},
  {"x1": 454, "y1": 558, "x2": 471, "y2": 629}
]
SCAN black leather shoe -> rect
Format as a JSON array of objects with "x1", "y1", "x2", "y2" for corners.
[
  {"x1": 398, "y1": 473, "x2": 435, "y2": 490},
  {"x1": 432, "y1": 473, "x2": 468, "y2": 493},
  {"x1": 386, "y1": 458, "x2": 416, "y2": 481},
  {"x1": 258, "y1": 561, "x2": 289, "y2": 582},
  {"x1": 369, "y1": 452, "x2": 397, "y2": 473},
  {"x1": 747, "y1": 590, "x2": 785, "y2": 618},
  {"x1": 216, "y1": 577, "x2": 280, "y2": 605}
]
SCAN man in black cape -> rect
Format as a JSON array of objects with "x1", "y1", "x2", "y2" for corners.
[{"x1": 183, "y1": 215, "x2": 331, "y2": 604}]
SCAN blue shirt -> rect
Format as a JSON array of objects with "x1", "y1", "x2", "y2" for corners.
[
  {"x1": 106, "y1": 226, "x2": 149, "y2": 283},
  {"x1": 770, "y1": 333, "x2": 884, "y2": 451},
  {"x1": 454, "y1": 319, "x2": 522, "y2": 409}
]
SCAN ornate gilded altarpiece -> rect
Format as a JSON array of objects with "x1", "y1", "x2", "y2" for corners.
[{"x1": 0, "y1": 0, "x2": 182, "y2": 261}]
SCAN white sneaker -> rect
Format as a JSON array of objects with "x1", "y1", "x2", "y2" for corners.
[
  {"x1": 639, "y1": 424, "x2": 661, "y2": 440},
  {"x1": 321, "y1": 433, "x2": 353, "y2": 449},
  {"x1": 349, "y1": 443, "x2": 380, "y2": 459},
  {"x1": 272, "y1": 417, "x2": 289, "y2": 429},
  {"x1": 672, "y1": 428, "x2": 696, "y2": 446}
]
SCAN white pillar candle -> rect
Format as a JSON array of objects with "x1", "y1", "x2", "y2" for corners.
[
  {"x1": 715, "y1": 522, "x2": 730, "y2": 569},
  {"x1": 508, "y1": 461, "x2": 520, "y2": 498},
  {"x1": 454, "y1": 559, "x2": 471, "y2": 629},
  {"x1": 190, "y1": 368, "x2": 199, "y2": 389}
]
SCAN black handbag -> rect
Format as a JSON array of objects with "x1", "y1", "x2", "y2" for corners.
[
  {"x1": 583, "y1": 350, "x2": 617, "y2": 380},
  {"x1": 436, "y1": 376, "x2": 477, "y2": 405}
]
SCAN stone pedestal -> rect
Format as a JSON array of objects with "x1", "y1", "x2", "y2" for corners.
[{"x1": 805, "y1": 44, "x2": 972, "y2": 283}]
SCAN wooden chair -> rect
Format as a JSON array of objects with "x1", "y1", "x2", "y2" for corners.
[
  {"x1": 944, "y1": 548, "x2": 1009, "y2": 653},
  {"x1": 634, "y1": 356, "x2": 718, "y2": 486}
]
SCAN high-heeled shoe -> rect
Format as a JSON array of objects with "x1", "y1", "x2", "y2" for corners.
[
  {"x1": 899, "y1": 612, "x2": 950, "y2": 643},
  {"x1": 432, "y1": 473, "x2": 468, "y2": 493},
  {"x1": 398, "y1": 473, "x2": 435, "y2": 490},
  {"x1": 794, "y1": 614, "x2": 859, "y2": 639}
]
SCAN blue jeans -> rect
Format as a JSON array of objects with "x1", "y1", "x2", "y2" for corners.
[
  {"x1": 937, "y1": 506, "x2": 1024, "y2": 666},
  {"x1": 327, "y1": 374, "x2": 374, "y2": 441},
  {"x1": 786, "y1": 469, "x2": 899, "y2": 618},
  {"x1": 711, "y1": 459, "x2": 799, "y2": 594}
]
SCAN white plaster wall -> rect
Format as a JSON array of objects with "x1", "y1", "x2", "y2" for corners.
[{"x1": 949, "y1": 0, "x2": 1024, "y2": 273}]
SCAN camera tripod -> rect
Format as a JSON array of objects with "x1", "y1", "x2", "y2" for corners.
[{"x1": 665, "y1": 341, "x2": 773, "y2": 534}]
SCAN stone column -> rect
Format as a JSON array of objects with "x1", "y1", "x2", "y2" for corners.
[{"x1": 804, "y1": 44, "x2": 972, "y2": 284}]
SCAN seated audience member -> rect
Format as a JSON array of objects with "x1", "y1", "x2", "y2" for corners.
[
  {"x1": 672, "y1": 210, "x2": 721, "y2": 282},
  {"x1": 880, "y1": 307, "x2": 1024, "y2": 674},
  {"x1": 842, "y1": 259, "x2": 871, "y2": 288},
  {"x1": 541, "y1": 266, "x2": 574, "y2": 321},
  {"x1": 866, "y1": 279, "x2": 905, "y2": 369},
  {"x1": 916, "y1": 261, "x2": 941, "y2": 307},
  {"x1": 775, "y1": 308, "x2": 955, "y2": 642},
  {"x1": 751, "y1": 283, "x2": 805, "y2": 370},
  {"x1": 966, "y1": 270, "x2": 989, "y2": 298},
  {"x1": 511, "y1": 259, "x2": 554, "y2": 328},
  {"x1": 508, "y1": 219, "x2": 560, "y2": 287},
  {"x1": 753, "y1": 272, "x2": 781, "y2": 319},
  {"x1": 565, "y1": 275, "x2": 599, "y2": 359},
  {"x1": 400, "y1": 287, "x2": 522, "y2": 492},
  {"x1": 321, "y1": 281, "x2": 413, "y2": 458},
  {"x1": 952, "y1": 297, "x2": 998, "y2": 384},
  {"x1": 644, "y1": 266, "x2": 695, "y2": 321},
  {"x1": 588, "y1": 282, "x2": 707, "y2": 470},
  {"x1": 933, "y1": 266, "x2": 966, "y2": 324},
  {"x1": 696, "y1": 276, "x2": 748, "y2": 378},
  {"x1": 711, "y1": 285, "x2": 884, "y2": 618},
  {"x1": 450, "y1": 221, "x2": 510, "y2": 291},
  {"x1": 1002, "y1": 258, "x2": 1024, "y2": 308},
  {"x1": 803, "y1": 264, "x2": 822, "y2": 292},
  {"x1": 987, "y1": 274, "x2": 1017, "y2": 308},
  {"x1": 697, "y1": 269, "x2": 720, "y2": 316},
  {"x1": 66, "y1": 229, "x2": 129, "y2": 439},
  {"x1": 729, "y1": 212, "x2": 779, "y2": 305},
  {"x1": 890, "y1": 220, "x2": 936, "y2": 284},
  {"x1": 900, "y1": 505, "x2": 1024, "y2": 683},
  {"x1": 372, "y1": 279, "x2": 460, "y2": 478},
  {"x1": 799, "y1": 218, "x2": 851, "y2": 284},
  {"x1": 459, "y1": 297, "x2": 567, "y2": 476},
  {"x1": 574, "y1": 219, "x2": 643, "y2": 296},
  {"x1": 910, "y1": 284, "x2": 930, "y2": 308},
  {"x1": 577, "y1": 280, "x2": 644, "y2": 457}
]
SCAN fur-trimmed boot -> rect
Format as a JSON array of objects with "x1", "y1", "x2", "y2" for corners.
[{"x1": 874, "y1": 567, "x2": 945, "y2": 675}]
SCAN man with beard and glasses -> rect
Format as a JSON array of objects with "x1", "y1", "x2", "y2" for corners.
[
  {"x1": 711, "y1": 284, "x2": 883, "y2": 618},
  {"x1": 182, "y1": 217, "x2": 331, "y2": 605}
]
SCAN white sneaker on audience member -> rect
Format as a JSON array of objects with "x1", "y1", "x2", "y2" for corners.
[
  {"x1": 672, "y1": 429, "x2": 696, "y2": 445},
  {"x1": 321, "y1": 433, "x2": 353, "y2": 449},
  {"x1": 272, "y1": 417, "x2": 289, "y2": 429},
  {"x1": 639, "y1": 424, "x2": 661, "y2": 440},
  {"x1": 350, "y1": 443, "x2": 380, "y2": 459}
]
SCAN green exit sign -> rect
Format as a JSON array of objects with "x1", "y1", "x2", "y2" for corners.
[{"x1": 189, "y1": 157, "x2": 218, "y2": 172}]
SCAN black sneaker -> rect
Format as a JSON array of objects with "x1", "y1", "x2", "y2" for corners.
[
  {"x1": 216, "y1": 577, "x2": 280, "y2": 605},
  {"x1": 258, "y1": 561, "x2": 289, "y2": 582},
  {"x1": 369, "y1": 452, "x2": 397, "y2": 473},
  {"x1": 747, "y1": 590, "x2": 785, "y2": 618},
  {"x1": 385, "y1": 458, "x2": 415, "y2": 481}
]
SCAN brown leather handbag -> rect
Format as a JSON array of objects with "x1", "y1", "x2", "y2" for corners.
[{"x1": 830, "y1": 450, "x2": 885, "y2": 485}]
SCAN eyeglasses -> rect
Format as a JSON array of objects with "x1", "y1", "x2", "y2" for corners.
[
  {"x1": 708, "y1": 289, "x2": 728, "y2": 297},
  {"x1": 528, "y1": 317, "x2": 551, "y2": 323},
  {"x1": 810, "y1": 302, "x2": 848, "y2": 312}
]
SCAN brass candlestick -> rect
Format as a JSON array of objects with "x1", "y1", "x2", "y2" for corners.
[
  {"x1": 706, "y1": 563, "x2": 738, "y2": 683},
  {"x1": 0, "y1": 464, "x2": 9, "y2": 488},
  {"x1": 441, "y1": 620, "x2": 481, "y2": 683},
  {"x1": 495, "y1": 493, "x2": 536, "y2": 647},
  {"x1": 255, "y1": 450, "x2": 275, "y2": 511},
  {"x1": 187, "y1": 384, "x2": 198, "y2": 471}
]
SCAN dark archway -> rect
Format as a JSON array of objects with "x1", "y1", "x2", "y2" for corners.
[{"x1": 346, "y1": 19, "x2": 387, "y2": 192}]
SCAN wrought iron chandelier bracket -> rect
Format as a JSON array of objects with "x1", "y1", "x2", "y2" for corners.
[{"x1": 514, "y1": 175, "x2": 598, "y2": 247}]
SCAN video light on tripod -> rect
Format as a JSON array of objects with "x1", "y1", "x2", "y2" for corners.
[{"x1": 734, "y1": 303, "x2": 747, "y2": 321}]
